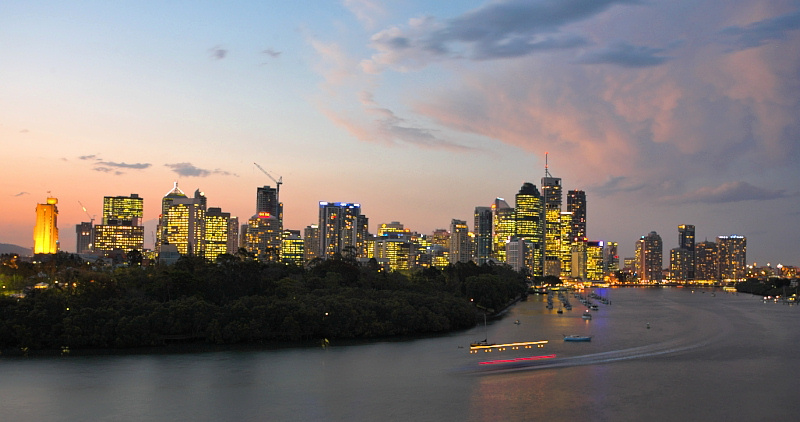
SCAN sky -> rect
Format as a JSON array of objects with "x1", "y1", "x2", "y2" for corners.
[{"x1": 1, "y1": 0, "x2": 799, "y2": 266}]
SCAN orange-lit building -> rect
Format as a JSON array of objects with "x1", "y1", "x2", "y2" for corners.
[{"x1": 33, "y1": 196, "x2": 59, "y2": 254}]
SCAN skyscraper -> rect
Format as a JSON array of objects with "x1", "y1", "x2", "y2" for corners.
[
  {"x1": 492, "y1": 198, "x2": 515, "y2": 263},
  {"x1": 567, "y1": 190, "x2": 586, "y2": 240},
  {"x1": 156, "y1": 183, "x2": 206, "y2": 257},
  {"x1": 75, "y1": 222, "x2": 93, "y2": 254},
  {"x1": 559, "y1": 211, "x2": 573, "y2": 276},
  {"x1": 695, "y1": 240, "x2": 718, "y2": 282},
  {"x1": 678, "y1": 224, "x2": 696, "y2": 280},
  {"x1": 514, "y1": 183, "x2": 544, "y2": 276},
  {"x1": 473, "y1": 206, "x2": 493, "y2": 265},
  {"x1": 542, "y1": 165, "x2": 562, "y2": 276},
  {"x1": 94, "y1": 194, "x2": 145, "y2": 257},
  {"x1": 604, "y1": 241, "x2": 619, "y2": 274},
  {"x1": 281, "y1": 229, "x2": 304, "y2": 266},
  {"x1": 303, "y1": 224, "x2": 319, "y2": 263},
  {"x1": 636, "y1": 231, "x2": 663, "y2": 283},
  {"x1": 33, "y1": 196, "x2": 59, "y2": 255},
  {"x1": 247, "y1": 211, "x2": 281, "y2": 262},
  {"x1": 204, "y1": 207, "x2": 231, "y2": 262},
  {"x1": 718, "y1": 235, "x2": 747, "y2": 282},
  {"x1": 449, "y1": 219, "x2": 471, "y2": 264},
  {"x1": 318, "y1": 202, "x2": 367, "y2": 259}
]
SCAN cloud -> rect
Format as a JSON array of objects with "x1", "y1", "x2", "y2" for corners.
[
  {"x1": 661, "y1": 181, "x2": 791, "y2": 204},
  {"x1": 575, "y1": 42, "x2": 671, "y2": 67},
  {"x1": 209, "y1": 45, "x2": 228, "y2": 60},
  {"x1": 721, "y1": 9, "x2": 800, "y2": 51},
  {"x1": 262, "y1": 48, "x2": 282, "y2": 58},
  {"x1": 13, "y1": 192, "x2": 29, "y2": 197},
  {"x1": 165, "y1": 163, "x2": 236, "y2": 177},
  {"x1": 19, "y1": 129, "x2": 29, "y2": 133},
  {"x1": 343, "y1": 0, "x2": 386, "y2": 29},
  {"x1": 362, "y1": 0, "x2": 637, "y2": 71},
  {"x1": 97, "y1": 161, "x2": 151, "y2": 170},
  {"x1": 590, "y1": 176, "x2": 647, "y2": 197},
  {"x1": 79, "y1": 155, "x2": 98, "y2": 160}
]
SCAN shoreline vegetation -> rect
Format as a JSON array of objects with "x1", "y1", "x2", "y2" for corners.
[{"x1": 1, "y1": 252, "x2": 527, "y2": 356}]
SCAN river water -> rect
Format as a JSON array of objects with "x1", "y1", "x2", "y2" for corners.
[{"x1": 2, "y1": 287, "x2": 799, "y2": 421}]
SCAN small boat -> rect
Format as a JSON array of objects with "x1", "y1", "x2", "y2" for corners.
[
  {"x1": 514, "y1": 320, "x2": 521, "y2": 325},
  {"x1": 563, "y1": 335, "x2": 592, "y2": 342},
  {"x1": 557, "y1": 308, "x2": 563, "y2": 314},
  {"x1": 582, "y1": 311, "x2": 592, "y2": 320}
]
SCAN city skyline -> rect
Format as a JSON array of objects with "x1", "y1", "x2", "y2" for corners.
[{"x1": 2, "y1": 1, "x2": 799, "y2": 265}]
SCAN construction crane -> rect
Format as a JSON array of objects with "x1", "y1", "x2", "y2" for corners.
[
  {"x1": 253, "y1": 162, "x2": 283, "y2": 197},
  {"x1": 78, "y1": 201, "x2": 96, "y2": 225}
]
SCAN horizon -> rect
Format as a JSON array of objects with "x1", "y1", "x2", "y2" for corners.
[{"x1": 2, "y1": 1, "x2": 798, "y2": 266}]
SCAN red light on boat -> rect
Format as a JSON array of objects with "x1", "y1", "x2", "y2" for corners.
[{"x1": 479, "y1": 354, "x2": 556, "y2": 365}]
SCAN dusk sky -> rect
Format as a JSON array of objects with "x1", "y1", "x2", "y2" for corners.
[{"x1": 2, "y1": 0, "x2": 799, "y2": 266}]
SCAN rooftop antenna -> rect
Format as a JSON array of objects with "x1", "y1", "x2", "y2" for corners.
[{"x1": 544, "y1": 152, "x2": 553, "y2": 178}]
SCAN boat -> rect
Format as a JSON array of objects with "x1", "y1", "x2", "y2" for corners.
[
  {"x1": 557, "y1": 308, "x2": 563, "y2": 314},
  {"x1": 563, "y1": 335, "x2": 592, "y2": 342},
  {"x1": 582, "y1": 311, "x2": 592, "y2": 320}
]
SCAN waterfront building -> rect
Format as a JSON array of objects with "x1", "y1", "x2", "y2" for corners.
[
  {"x1": 571, "y1": 238, "x2": 587, "y2": 280},
  {"x1": 586, "y1": 240, "x2": 604, "y2": 281},
  {"x1": 506, "y1": 237, "x2": 535, "y2": 274},
  {"x1": 156, "y1": 184, "x2": 206, "y2": 257},
  {"x1": 473, "y1": 206, "x2": 493, "y2": 265},
  {"x1": 695, "y1": 240, "x2": 718, "y2": 282},
  {"x1": 678, "y1": 224, "x2": 696, "y2": 280},
  {"x1": 718, "y1": 235, "x2": 747, "y2": 282},
  {"x1": 33, "y1": 196, "x2": 59, "y2": 255},
  {"x1": 542, "y1": 164, "x2": 562, "y2": 277},
  {"x1": 204, "y1": 207, "x2": 230, "y2": 262},
  {"x1": 669, "y1": 247, "x2": 692, "y2": 281},
  {"x1": 449, "y1": 219, "x2": 471, "y2": 264},
  {"x1": 94, "y1": 194, "x2": 145, "y2": 257},
  {"x1": 604, "y1": 241, "x2": 619, "y2": 274},
  {"x1": 636, "y1": 231, "x2": 663, "y2": 283},
  {"x1": 318, "y1": 202, "x2": 368, "y2": 259},
  {"x1": 515, "y1": 183, "x2": 544, "y2": 276},
  {"x1": 559, "y1": 212, "x2": 573, "y2": 276},
  {"x1": 76, "y1": 222, "x2": 93, "y2": 254},
  {"x1": 567, "y1": 190, "x2": 586, "y2": 240},
  {"x1": 281, "y1": 230, "x2": 304, "y2": 266},
  {"x1": 492, "y1": 198, "x2": 515, "y2": 263}
]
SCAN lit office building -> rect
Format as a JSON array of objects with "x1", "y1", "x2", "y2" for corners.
[
  {"x1": 559, "y1": 212, "x2": 573, "y2": 276},
  {"x1": 304, "y1": 224, "x2": 319, "y2": 264},
  {"x1": 247, "y1": 212, "x2": 282, "y2": 262},
  {"x1": 669, "y1": 247, "x2": 692, "y2": 281},
  {"x1": 717, "y1": 235, "x2": 747, "y2": 282},
  {"x1": 76, "y1": 222, "x2": 93, "y2": 254},
  {"x1": 695, "y1": 240, "x2": 718, "y2": 282},
  {"x1": 449, "y1": 219, "x2": 471, "y2": 264},
  {"x1": 318, "y1": 202, "x2": 368, "y2": 259},
  {"x1": 542, "y1": 167, "x2": 562, "y2": 277},
  {"x1": 374, "y1": 237, "x2": 411, "y2": 271},
  {"x1": 156, "y1": 184, "x2": 206, "y2": 257},
  {"x1": 492, "y1": 198, "x2": 515, "y2": 263},
  {"x1": 571, "y1": 238, "x2": 587, "y2": 280},
  {"x1": 678, "y1": 224, "x2": 696, "y2": 280},
  {"x1": 94, "y1": 194, "x2": 145, "y2": 256},
  {"x1": 514, "y1": 183, "x2": 544, "y2": 276},
  {"x1": 473, "y1": 206, "x2": 493, "y2": 265},
  {"x1": 281, "y1": 230, "x2": 304, "y2": 266},
  {"x1": 636, "y1": 231, "x2": 663, "y2": 283},
  {"x1": 33, "y1": 196, "x2": 59, "y2": 255},
  {"x1": 586, "y1": 240, "x2": 604, "y2": 281},
  {"x1": 204, "y1": 207, "x2": 231, "y2": 262},
  {"x1": 567, "y1": 190, "x2": 586, "y2": 239},
  {"x1": 604, "y1": 241, "x2": 619, "y2": 274},
  {"x1": 378, "y1": 221, "x2": 410, "y2": 237}
]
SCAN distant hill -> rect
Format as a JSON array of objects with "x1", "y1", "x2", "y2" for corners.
[{"x1": 0, "y1": 243, "x2": 31, "y2": 256}]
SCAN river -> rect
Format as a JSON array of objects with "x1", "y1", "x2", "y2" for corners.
[{"x1": 2, "y1": 287, "x2": 799, "y2": 421}]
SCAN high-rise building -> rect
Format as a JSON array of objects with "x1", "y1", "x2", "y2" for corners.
[
  {"x1": 636, "y1": 231, "x2": 663, "y2": 283},
  {"x1": 541, "y1": 168, "x2": 562, "y2": 277},
  {"x1": 449, "y1": 219, "x2": 471, "y2": 264},
  {"x1": 303, "y1": 225, "x2": 319, "y2": 264},
  {"x1": 604, "y1": 241, "x2": 619, "y2": 274},
  {"x1": 492, "y1": 198, "x2": 515, "y2": 263},
  {"x1": 514, "y1": 183, "x2": 544, "y2": 276},
  {"x1": 506, "y1": 237, "x2": 535, "y2": 274},
  {"x1": 559, "y1": 211, "x2": 573, "y2": 276},
  {"x1": 678, "y1": 224, "x2": 696, "y2": 280},
  {"x1": 586, "y1": 240, "x2": 604, "y2": 281},
  {"x1": 33, "y1": 196, "x2": 59, "y2": 255},
  {"x1": 156, "y1": 183, "x2": 206, "y2": 257},
  {"x1": 281, "y1": 230, "x2": 304, "y2": 266},
  {"x1": 247, "y1": 211, "x2": 282, "y2": 262},
  {"x1": 571, "y1": 238, "x2": 587, "y2": 280},
  {"x1": 227, "y1": 216, "x2": 239, "y2": 254},
  {"x1": 318, "y1": 202, "x2": 367, "y2": 259},
  {"x1": 76, "y1": 222, "x2": 93, "y2": 254},
  {"x1": 204, "y1": 207, "x2": 231, "y2": 262},
  {"x1": 256, "y1": 185, "x2": 281, "y2": 216},
  {"x1": 669, "y1": 247, "x2": 692, "y2": 281},
  {"x1": 473, "y1": 206, "x2": 493, "y2": 265},
  {"x1": 717, "y1": 235, "x2": 747, "y2": 282},
  {"x1": 567, "y1": 190, "x2": 586, "y2": 240},
  {"x1": 695, "y1": 240, "x2": 718, "y2": 282},
  {"x1": 94, "y1": 194, "x2": 145, "y2": 257}
]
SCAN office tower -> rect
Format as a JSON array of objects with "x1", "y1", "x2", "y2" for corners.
[
  {"x1": 204, "y1": 207, "x2": 230, "y2": 262},
  {"x1": 227, "y1": 216, "x2": 239, "y2": 254},
  {"x1": 559, "y1": 212, "x2": 573, "y2": 276},
  {"x1": 76, "y1": 222, "x2": 93, "y2": 254},
  {"x1": 514, "y1": 183, "x2": 544, "y2": 275},
  {"x1": 586, "y1": 240, "x2": 604, "y2": 281},
  {"x1": 449, "y1": 219, "x2": 471, "y2": 264},
  {"x1": 156, "y1": 183, "x2": 206, "y2": 257},
  {"x1": 256, "y1": 186, "x2": 281, "y2": 216},
  {"x1": 239, "y1": 223, "x2": 249, "y2": 254},
  {"x1": 636, "y1": 231, "x2": 663, "y2": 283},
  {"x1": 604, "y1": 241, "x2": 619, "y2": 274},
  {"x1": 431, "y1": 228, "x2": 451, "y2": 267},
  {"x1": 281, "y1": 230, "x2": 304, "y2": 266},
  {"x1": 304, "y1": 225, "x2": 319, "y2": 263},
  {"x1": 492, "y1": 198, "x2": 515, "y2": 263},
  {"x1": 94, "y1": 194, "x2": 145, "y2": 257},
  {"x1": 567, "y1": 190, "x2": 586, "y2": 239},
  {"x1": 669, "y1": 247, "x2": 692, "y2": 281},
  {"x1": 506, "y1": 237, "x2": 534, "y2": 274},
  {"x1": 318, "y1": 202, "x2": 367, "y2": 259},
  {"x1": 541, "y1": 162, "x2": 562, "y2": 276},
  {"x1": 678, "y1": 224, "x2": 696, "y2": 280},
  {"x1": 695, "y1": 240, "x2": 718, "y2": 282},
  {"x1": 375, "y1": 236, "x2": 411, "y2": 271},
  {"x1": 717, "y1": 235, "x2": 747, "y2": 282},
  {"x1": 571, "y1": 238, "x2": 587, "y2": 280},
  {"x1": 247, "y1": 211, "x2": 281, "y2": 262},
  {"x1": 474, "y1": 206, "x2": 493, "y2": 265},
  {"x1": 33, "y1": 196, "x2": 59, "y2": 255},
  {"x1": 378, "y1": 221, "x2": 409, "y2": 237}
]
